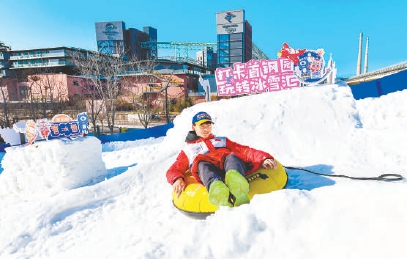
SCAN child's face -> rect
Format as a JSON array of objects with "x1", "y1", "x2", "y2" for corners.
[{"x1": 192, "y1": 122, "x2": 213, "y2": 139}]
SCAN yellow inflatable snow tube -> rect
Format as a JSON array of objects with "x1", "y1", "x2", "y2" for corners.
[{"x1": 172, "y1": 160, "x2": 288, "y2": 219}]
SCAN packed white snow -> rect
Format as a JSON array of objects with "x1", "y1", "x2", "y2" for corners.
[{"x1": 0, "y1": 84, "x2": 406, "y2": 259}]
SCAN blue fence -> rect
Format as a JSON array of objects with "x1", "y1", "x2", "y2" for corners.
[
  {"x1": 0, "y1": 144, "x2": 10, "y2": 152},
  {"x1": 96, "y1": 123, "x2": 174, "y2": 144},
  {"x1": 0, "y1": 123, "x2": 174, "y2": 152},
  {"x1": 2, "y1": 70, "x2": 406, "y2": 151},
  {"x1": 350, "y1": 69, "x2": 407, "y2": 100}
]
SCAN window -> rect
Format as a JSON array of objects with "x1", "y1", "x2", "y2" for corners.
[
  {"x1": 218, "y1": 49, "x2": 230, "y2": 56},
  {"x1": 218, "y1": 34, "x2": 229, "y2": 42},
  {"x1": 219, "y1": 56, "x2": 230, "y2": 63},
  {"x1": 19, "y1": 86, "x2": 28, "y2": 99},
  {"x1": 218, "y1": 42, "x2": 229, "y2": 49},
  {"x1": 230, "y1": 41, "x2": 243, "y2": 49},
  {"x1": 230, "y1": 33, "x2": 243, "y2": 41},
  {"x1": 230, "y1": 56, "x2": 243, "y2": 63},
  {"x1": 230, "y1": 48, "x2": 243, "y2": 55}
]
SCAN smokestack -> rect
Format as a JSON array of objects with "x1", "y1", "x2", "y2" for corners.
[
  {"x1": 356, "y1": 33, "x2": 363, "y2": 76},
  {"x1": 327, "y1": 53, "x2": 335, "y2": 84},
  {"x1": 364, "y1": 37, "x2": 369, "y2": 74}
]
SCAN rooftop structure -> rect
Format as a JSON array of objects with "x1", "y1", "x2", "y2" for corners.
[{"x1": 95, "y1": 21, "x2": 157, "y2": 60}]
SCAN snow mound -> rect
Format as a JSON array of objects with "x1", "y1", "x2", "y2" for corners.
[{"x1": 0, "y1": 137, "x2": 107, "y2": 198}]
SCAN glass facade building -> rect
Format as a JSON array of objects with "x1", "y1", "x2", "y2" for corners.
[
  {"x1": 216, "y1": 10, "x2": 252, "y2": 68},
  {"x1": 95, "y1": 21, "x2": 157, "y2": 60}
]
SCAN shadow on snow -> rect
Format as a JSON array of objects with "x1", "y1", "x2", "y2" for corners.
[{"x1": 285, "y1": 164, "x2": 336, "y2": 191}]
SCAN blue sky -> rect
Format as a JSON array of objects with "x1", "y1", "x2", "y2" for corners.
[{"x1": 1, "y1": 0, "x2": 406, "y2": 77}]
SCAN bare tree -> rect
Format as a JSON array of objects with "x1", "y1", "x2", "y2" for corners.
[
  {"x1": 67, "y1": 93, "x2": 87, "y2": 119},
  {"x1": 120, "y1": 59, "x2": 162, "y2": 128},
  {"x1": 120, "y1": 59, "x2": 187, "y2": 128},
  {"x1": 0, "y1": 84, "x2": 10, "y2": 128},
  {"x1": 28, "y1": 73, "x2": 68, "y2": 118},
  {"x1": 136, "y1": 89, "x2": 159, "y2": 128},
  {"x1": 10, "y1": 68, "x2": 37, "y2": 121},
  {"x1": 69, "y1": 50, "x2": 124, "y2": 134},
  {"x1": 26, "y1": 74, "x2": 41, "y2": 121},
  {"x1": 70, "y1": 76, "x2": 105, "y2": 135}
]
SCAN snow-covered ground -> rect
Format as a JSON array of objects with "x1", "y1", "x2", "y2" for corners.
[{"x1": 0, "y1": 83, "x2": 406, "y2": 259}]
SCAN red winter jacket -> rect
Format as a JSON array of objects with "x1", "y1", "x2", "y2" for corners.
[{"x1": 166, "y1": 131, "x2": 274, "y2": 185}]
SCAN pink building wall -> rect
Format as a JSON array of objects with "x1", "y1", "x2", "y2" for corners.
[
  {"x1": 22, "y1": 73, "x2": 70, "y2": 101},
  {"x1": 2, "y1": 73, "x2": 190, "y2": 106},
  {"x1": 0, "y1": 78, "x2": 19, "y2": 101}
]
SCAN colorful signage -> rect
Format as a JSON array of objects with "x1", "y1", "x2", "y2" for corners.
[
  {"x1": 48, "y1": 117, "x2": 81, "y2": 140},
  {"x1": 24, "y1": 113, "x2": 89, "y2": 145},
  {"x1": 278, "y1": 43, "x2": 333, "y2": 84},
  {"x1": 215, "y1": 58, "x2": 301, "y2": 96},
  {"x1": 25, "y1": 120, "x2": 38, "y2": 146},
  {"x1": 77, "y1": 112, "x2": 90, "y2": 134},
  {"x1": 95, "y1": 21, "x2": 125, "y2": 41},
  {"x1": 47, "y1": 113, "x2": 89, "y2": 140},
  {"x1": 216, "y1": 10, "x2": 244, "y2": 34},
  {"x1": 36, "y1": 119, "x2": 51, "y2": 139}
]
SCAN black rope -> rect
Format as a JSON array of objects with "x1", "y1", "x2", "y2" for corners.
[{"x1": 284, "y1": 166, "x2": 404, "y2": 182}]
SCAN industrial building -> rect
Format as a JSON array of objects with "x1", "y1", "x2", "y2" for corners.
[
  {"x1": 95, "y1": 21, "x2": 157, "y2": 60},
  {"x1": 216, "y1": 10, "x2": 252, "y2": 68},
  {"x1": 0, "y1": 8, "x2": 263, "y2": 121}
]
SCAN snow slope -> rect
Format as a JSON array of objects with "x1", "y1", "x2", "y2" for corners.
[{"x1": 0, "y1": 84, "x2": 406, "y2": 259}]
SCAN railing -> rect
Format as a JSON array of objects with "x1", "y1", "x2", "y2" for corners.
[
  {"x1": 10, "y1": 61, "x2": 68, "y2": 69},
  {"x1": 9, "y1": 52, "x2": 66, "y2": 60},
  {"x1": 347, "y1": 61, "x2": 407, "y2": 85}
]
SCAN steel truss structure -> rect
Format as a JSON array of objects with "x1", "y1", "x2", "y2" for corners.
[{"x1": 140, "y1": 41, "x2": 270, "y2": 66}]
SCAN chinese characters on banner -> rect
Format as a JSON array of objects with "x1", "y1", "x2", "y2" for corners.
[
  {"x1": 24, "y1": 112, "x2": 89, "y2": 145},
  {"x1": 215, "y1": 58, "x2": 301, "y2": 97},
  {"x1": 47, "y1": 112, "x2": 89, "y2": 140},
  {"x1": 48, "y1": 120, "x2": 81, "y2": 140}
]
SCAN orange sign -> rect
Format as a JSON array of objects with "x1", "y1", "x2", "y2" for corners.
[{"x1": 51, "y1": 114, "x2": 72, "y2": 123}]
